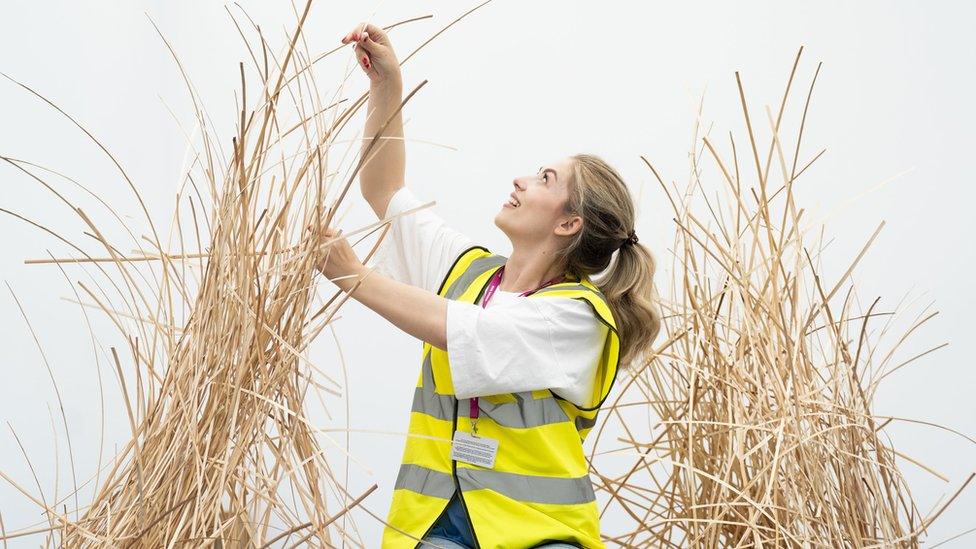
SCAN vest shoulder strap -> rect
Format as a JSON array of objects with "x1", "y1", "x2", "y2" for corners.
[
  {"x1": 435, "y1": 245, "x2": 507, "y2": 299},
  {"x1": 529, "y1": 278, "x2": 618, "y2": 334}
]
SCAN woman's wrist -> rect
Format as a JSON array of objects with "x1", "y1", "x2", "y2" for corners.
[
  {"x1": 370, "y1": 75, "x2": 403, "y2": 98},
  {"x1": 334, "y1": 264, "x2": 369, "y2": 294}
]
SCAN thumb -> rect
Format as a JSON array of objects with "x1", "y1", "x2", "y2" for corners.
[
  {"x1": 356, "y1": 32, "x2": 385, "y2": 55},
  {"x1": 361, "y1": 23, "x2": 391, "y2": 46}
]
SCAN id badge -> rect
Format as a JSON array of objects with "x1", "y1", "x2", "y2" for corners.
[{"x1": 451, "y1": 431, "x2": 499, "y2": 469}]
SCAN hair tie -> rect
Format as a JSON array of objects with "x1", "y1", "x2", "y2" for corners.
[{"x1": 618, "y1": 230, "x2": 639, "y2": 250}]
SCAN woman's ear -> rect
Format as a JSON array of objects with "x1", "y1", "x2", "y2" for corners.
[{"x1": 555, "y1": 215, "x2": 583, "y2": 237}]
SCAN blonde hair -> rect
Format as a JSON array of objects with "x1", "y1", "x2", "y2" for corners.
[{"x1": 555, "y1": 153, "x2": 662, "y2": 367}]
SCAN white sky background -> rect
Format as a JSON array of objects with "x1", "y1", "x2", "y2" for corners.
[{"x1": 1, "y1": 0, "x2": 974, "y2": 545}]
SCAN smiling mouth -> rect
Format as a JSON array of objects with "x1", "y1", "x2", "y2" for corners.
[{"x1": 506, "y1": 195, "x2": 521, "y2": 208}]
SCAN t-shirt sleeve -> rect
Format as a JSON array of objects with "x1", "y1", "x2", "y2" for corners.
[
  {"x1": 367, "y1": 186, "x2": 477, "y2": 294},
  {"x1": 445, "y1": 295, "x2": 609, "y2": 407}
]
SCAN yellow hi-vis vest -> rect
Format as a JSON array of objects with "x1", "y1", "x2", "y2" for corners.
[{"x1": 382, "y1": 246, "x2": 621, "y2": 549}]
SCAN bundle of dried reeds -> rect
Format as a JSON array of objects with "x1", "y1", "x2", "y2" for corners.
[
  {"x1": 0, "y1": 2, "x2": 442, "y2": 544},
  {"x1": 588, "y1": 49, "x2": 971, "y2": 548}
]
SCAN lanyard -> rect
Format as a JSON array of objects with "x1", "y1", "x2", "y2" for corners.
[
  {"x1": 469, "y1": 265, "x2": 566, "y2": 431},
  {"x1": 480, "y1": 265, "x2": 566, "y2": 307}
]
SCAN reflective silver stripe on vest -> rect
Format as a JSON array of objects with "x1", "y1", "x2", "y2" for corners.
[
  {"x1": 412, "y1": 386, "x2": 456, "y2": 421},
  {"x1": 414, "y1": 351, "x2": 456, "y2": 420},
  {"x1": 443, "y1": 254, "x2": 507, "y2": 300},
  {"x1": 458, "y1": 391, "x2": 571, "y2": 429},
  {"x1": 412, "y1": 384, "x2": 573, "y2": 430},
  {"x1": 394, "y1": 463, "x2": 456, "y2": 499},
  {"x1": 574, "y1": 414, "x2": 598, "y2": 431},
  {"x1": 416, "y1": 343, "x2": 575, "y2": 429},
  {"x1": 457, "y1": 468, "x2": 595, "y2": 505},
  {"x1": 421, "y1": 351, "x2": 435, "y2": 389}
]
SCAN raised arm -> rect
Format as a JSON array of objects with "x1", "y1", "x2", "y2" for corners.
[{"x1": 341, "y1": 23, "x2": 405, "y2": 219}]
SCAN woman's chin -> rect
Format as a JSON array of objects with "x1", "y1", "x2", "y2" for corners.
[{"x1": 493, "y1": 211, "x2": 511, "y2": 234}]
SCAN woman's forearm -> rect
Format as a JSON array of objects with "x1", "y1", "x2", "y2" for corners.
[
  {"x1": 360, "y1": 80, "x2": 406, "y2": 218},
  {"x1": 336, "y1": 265, "x2": 449, "y2": 350}
]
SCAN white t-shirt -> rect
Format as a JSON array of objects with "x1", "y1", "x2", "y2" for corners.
[{"x1": 368, "y1": 186, "x2": 608, "y2": 407}]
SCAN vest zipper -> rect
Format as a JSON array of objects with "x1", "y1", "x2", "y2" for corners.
[{"x1": 452, "y1": 398, "x2": 481, "y2": 549}]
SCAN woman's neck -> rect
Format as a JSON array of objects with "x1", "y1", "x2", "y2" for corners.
[{"x1": 498, "y1": 244, "x2": 567, "y2": 293}]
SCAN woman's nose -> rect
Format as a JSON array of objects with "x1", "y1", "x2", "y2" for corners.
[{"x1": 512, "y1": 177, "x2": 526, "y2": 190}]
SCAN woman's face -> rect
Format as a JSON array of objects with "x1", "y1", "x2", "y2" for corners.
[{"x1": 494, "y1": 156, "x2": 583, "y2": 245}]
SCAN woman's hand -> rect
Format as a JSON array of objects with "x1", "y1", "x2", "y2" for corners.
[
  {"x1": 307, "y1": 227, "x2": 450, "y2": 350},
  {"x1": 340, "y1": 22, "x2": 401, "y2": 86},
  {"x1": 313, "y1": 227, "x2": 365, "y2": 288}
]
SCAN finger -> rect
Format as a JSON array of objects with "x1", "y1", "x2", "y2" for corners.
[
  {"x1": 355, "y1": 31, "x2": 383, "y2": 55},
  {"x1": 362, "y1": 23, "x2": 388, "y2": 43},
  {"x1": 353, "y1": 44, "x2": 371, "y2": 70},
  {"x1": 341, "y1": 22, "x2": 368, "y2": 43},
  {"x1": 341, "y1": 29, "x2": 359, "y2": 44},
  {"x1": 352, "y1": 22, "x2": 371, "y2": 43},
  {"x1": 342, "y1": 22, "x2": 388, "y2": 47}
]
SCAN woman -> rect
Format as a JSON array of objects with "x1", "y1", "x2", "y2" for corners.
[{"x1": 318, "y1": 23, "x2": 661, "y2": 549}]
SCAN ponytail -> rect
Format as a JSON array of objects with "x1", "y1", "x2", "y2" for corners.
[{"x1": 598, "y1": 239, "x2": 662, "y2": 367}]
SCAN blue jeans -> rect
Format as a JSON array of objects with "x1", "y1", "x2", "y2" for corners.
[{"x1": 419, "y1": 535, "x2": 580, "y2": 548}]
